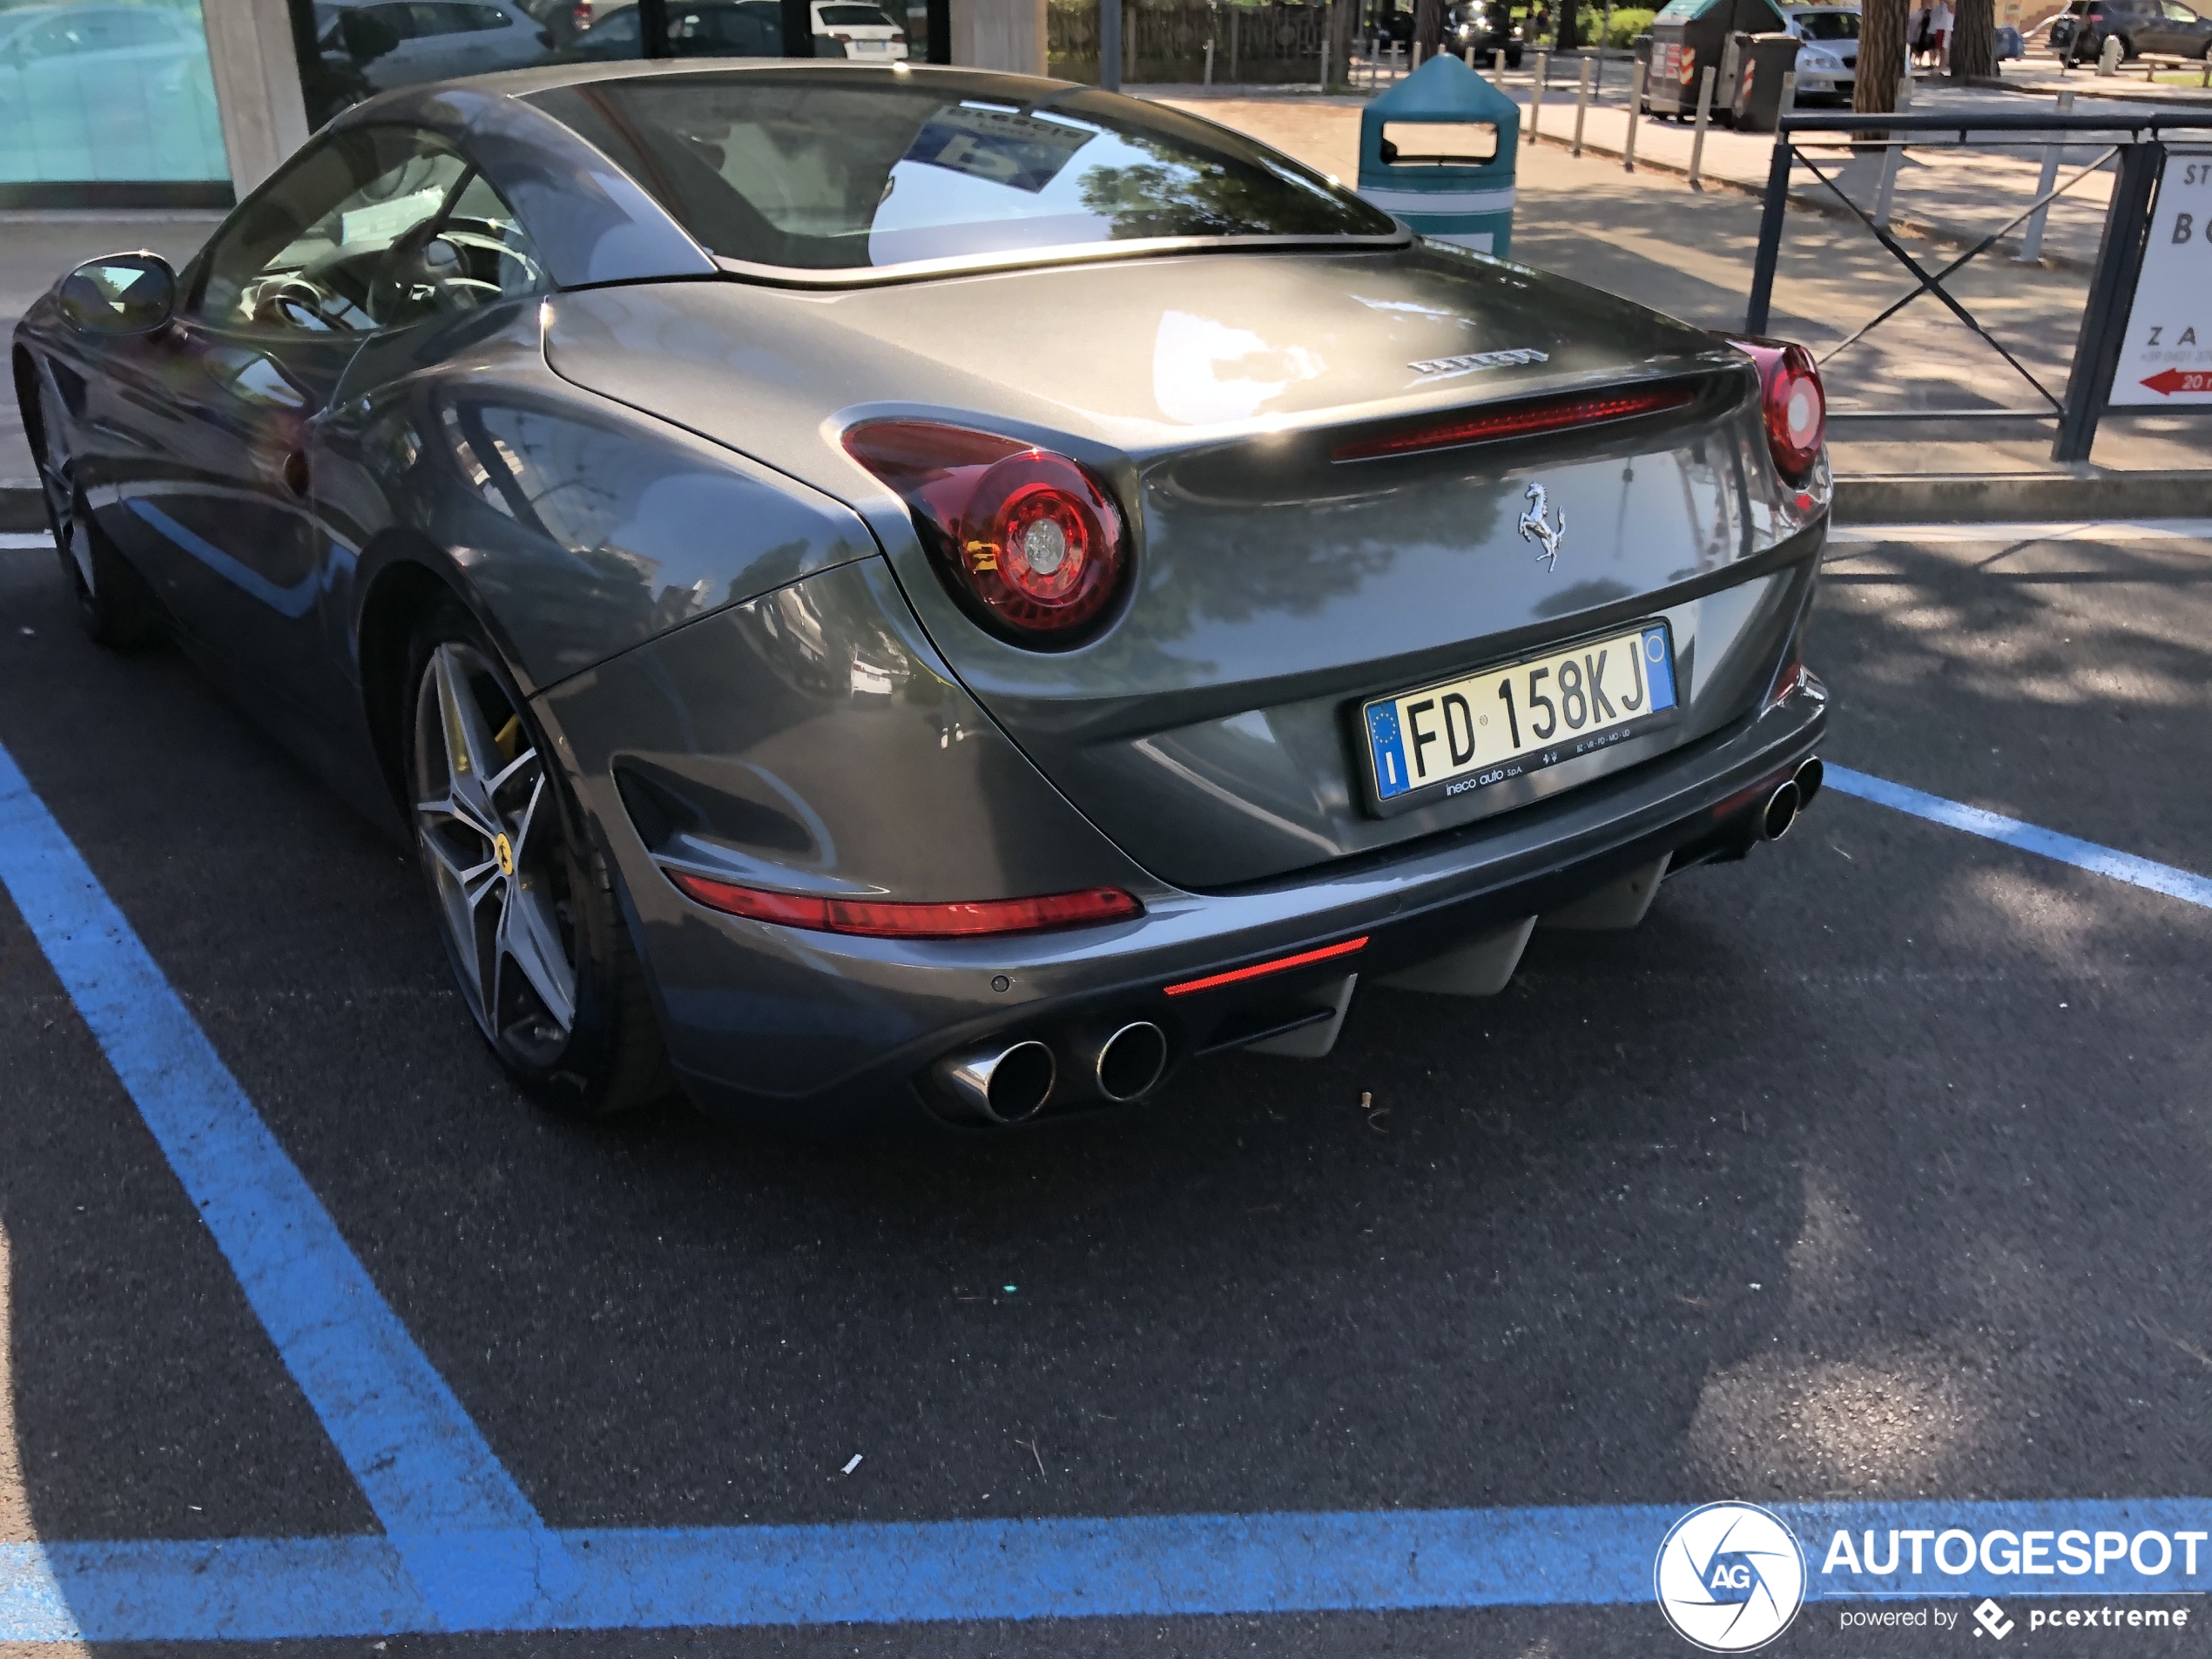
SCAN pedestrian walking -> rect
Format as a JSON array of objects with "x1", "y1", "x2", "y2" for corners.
[
  {"x1": 1930, "y1": 0, "x2": 1952, "y2": 67},
  {"x1": 1907, "y1": 2, "x2": 1932, "y2": 65}
]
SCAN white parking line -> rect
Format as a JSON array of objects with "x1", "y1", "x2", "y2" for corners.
[{"x1": 0, "y1": 534, "x2": 53, "y2": 552}]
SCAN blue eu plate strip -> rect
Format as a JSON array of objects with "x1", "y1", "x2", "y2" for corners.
[
  {"x1": 1640, "y1": 624, "x2": 1676, "y2": 711},
  {"x1": 1366, "y1": 701, "x2": 1411, "y2": 799}
]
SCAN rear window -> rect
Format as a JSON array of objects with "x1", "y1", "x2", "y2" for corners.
[
  {"x1": 816, "y1": 3, "x2": 894, "y2": 20},
  {"x1": 529, "y1": 71, "x2": 1396, "y2": 273},
  {"x1": 1795, "y1": 10, "x2": 1858, "y2": 37}
]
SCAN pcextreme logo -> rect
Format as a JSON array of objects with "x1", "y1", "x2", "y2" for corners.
[{"x1": 1655, "y1": 1502, "x2": 1808, "y2": 1652}]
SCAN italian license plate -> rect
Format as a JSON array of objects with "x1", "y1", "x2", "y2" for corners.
[{"x1": 1362, "y1": 622, "x2": 1678, "y2": 807}]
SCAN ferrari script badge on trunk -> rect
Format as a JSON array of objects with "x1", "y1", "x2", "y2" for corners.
[{"x1": 1519, "y1": 482, "x2": 1566, "y2": 570}]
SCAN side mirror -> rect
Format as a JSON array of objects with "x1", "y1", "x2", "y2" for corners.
[{"x1": 58, "y1": 253, "x2": 176, "y2": 336}]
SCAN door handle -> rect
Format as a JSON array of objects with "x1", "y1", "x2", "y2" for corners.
[{"x1": 280, "y1": 449, "x2": 310, "y2": 497}]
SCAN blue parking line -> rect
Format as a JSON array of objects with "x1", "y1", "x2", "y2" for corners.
[
  {"x1": 6, "y1": 735, "x2": 2212, "y2": 1643},
  {"x1": 0, "y1": 740, "x2": 569, "y2": 1627},
  {"x1": 5, "y1": 1500, "x2": 2212, "y2": 1641},
  {"x1": 1824, "y1": 765, "x2": 2212, "y2": 911}
]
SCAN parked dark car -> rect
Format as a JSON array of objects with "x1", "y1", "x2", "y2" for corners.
[
  {"x1": 16, "y1": 64, "x2": 1830, "y2": 1134},
  {"x1": 541, "y1": 0, "x2": 846, "y2": 57},
  {"x1": 2050, "y1": 0, "x2": 2212, "y2": 59},
  {"x1": 1366, "y1": 6, "x2": 1416, "y2": 49},
  {"x1": 1447, "y1": 0, "x2": 1525, "y2": 64}
]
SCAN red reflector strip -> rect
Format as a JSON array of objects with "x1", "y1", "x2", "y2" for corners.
[
  {"x1": 1332, "y1": 387, "x2": 1696, "y2": 463},
  {"x1": 666, "y1": 869, "x2": 1143, "y2": 938},
  {"x1": 1163, "y1": 935, "x2": 1369, "y2": 998}
]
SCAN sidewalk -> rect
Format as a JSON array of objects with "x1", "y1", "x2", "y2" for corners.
[
  {"x1": 1164, "y1": 74, "x2": 2154, "y2": 273},
  {"x1": 1982, "y1": 56, "x2": 2212, "y2": 102},
  {"x1": 1153, "y1": 91, "x2": 2211, "y2": 508}
]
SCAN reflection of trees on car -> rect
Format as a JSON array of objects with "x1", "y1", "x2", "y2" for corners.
[{"x1": 1079, "y1": 152, "x2": 1359, "y2": 239}]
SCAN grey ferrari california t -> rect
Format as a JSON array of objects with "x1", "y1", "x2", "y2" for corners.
[{"x1": 14, "y1": 61, "x2": 1831, "y2": 1132}]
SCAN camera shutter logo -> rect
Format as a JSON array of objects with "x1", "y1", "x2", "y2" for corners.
[{"x1": 1653, "y1": 1501, "x2": 1807, "y2": 1652}]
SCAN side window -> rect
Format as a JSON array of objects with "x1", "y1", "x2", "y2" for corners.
[{"x1": 193, "y1": 127, "x2": 546, "y2": 336}]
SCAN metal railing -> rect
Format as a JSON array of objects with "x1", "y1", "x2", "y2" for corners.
[{"x1": 1743, "y1": 108, "x2": 2212, "y2": 462}]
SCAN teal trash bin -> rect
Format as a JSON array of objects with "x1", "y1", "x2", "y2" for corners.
[{"x1": 1358, "y1": 53, "x2": 1520, "y2": 259}]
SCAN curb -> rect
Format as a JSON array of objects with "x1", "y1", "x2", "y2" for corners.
[{"x1": 1834, "y1": 469, "x2": 2212, "y2": 523}]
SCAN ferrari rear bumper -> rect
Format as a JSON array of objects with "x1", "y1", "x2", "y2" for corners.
[{"x1": 624, "y1": 679, "x2": 1827, "y2": 1135}]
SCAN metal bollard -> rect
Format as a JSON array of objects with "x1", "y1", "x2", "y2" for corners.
[
  {"x1": 1494, "y1": 47, "x2": 1506, "y2": 76},
  {"x1": 1623, "y1": 61, "x2": 1644, "y2": 172},
  {"x1": 2017, "y1": 88, "x2": 2074, "y2": 262},
  {"x1": 1204, "y1": 37, "x2": 1214, "y2": 84},
  {"x1": 1687, "y1": 64, "x2": 1716, "y2": 189},
  {"x1": 1530, "y1": 51, "x2": 1548, "y2": 138},
  {"x1": 1319, "y1": 31, "x2": 1329, "y2": 90},
  {"x1": 1871, "y1": 67, "x2": 1910, "y2": 230},
  {"x1": 1467, "y1": 44, "x2": 1476, "y2": 66},
  {"x1": 1574, "y1": 55, "x2": 1592, "y2": 156},
  {"x1": 1413, "y1": 40, "x2": 1422, "y2": 70}
]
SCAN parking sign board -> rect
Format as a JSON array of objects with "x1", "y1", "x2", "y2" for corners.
[{"x1": 2112, "y1": 149, "x2": 2212, "y2": 406}]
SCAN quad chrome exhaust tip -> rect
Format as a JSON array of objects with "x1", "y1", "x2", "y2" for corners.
[
  {"x1": 934, "y1": 1039, "x2": 1057, "y2": 1125},
  {"x1": 1094, "y1": 1021, "x2": 1169, "y2": 1103}
]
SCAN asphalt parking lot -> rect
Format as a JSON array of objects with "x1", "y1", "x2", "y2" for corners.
[{"x1": 2, "y1": 516, "x2": 2210, "y2": 1656}]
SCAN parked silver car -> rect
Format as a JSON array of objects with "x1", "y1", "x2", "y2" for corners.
[{"x1": 16, "y1": 64, "x2": 1831, "y2": 1132}]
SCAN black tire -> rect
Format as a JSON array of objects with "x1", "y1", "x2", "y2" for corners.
[
  {"x1": 30, "y1": 370, "x2": 162, "y2": 649},
  {"x1": 401, "y1": 599, "x2": 670, "y2": 1118},
  {"x1": 2114, "y1": 32, "x2": 2134, "y2": 57}
]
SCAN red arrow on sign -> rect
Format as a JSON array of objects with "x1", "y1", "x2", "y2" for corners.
[{"x1": 2141, "y1": 368, "x2": 2212, "y2": 395}]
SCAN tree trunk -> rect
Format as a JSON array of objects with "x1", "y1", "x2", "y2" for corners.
[
  {"x1": 1948, "y1": 0, "x2": 1994, "y2": 77},
  {"x1": 1414, "y1": 0, "x2": 1445, "y2": 59},
  {"x1": 1330, "y1": 0, "x2": 1359, "y2": 84},
  {"x1": 1854, "y1": 0, "x2": 1907, "y2": 111},
  {"x1": 1556, "y1": 1, "x2": 1582, "y2": 52}
]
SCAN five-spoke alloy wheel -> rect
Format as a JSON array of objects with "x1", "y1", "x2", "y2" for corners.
[{"x1": 403, "y1": 606, "x2": 666, "y2": 1116}]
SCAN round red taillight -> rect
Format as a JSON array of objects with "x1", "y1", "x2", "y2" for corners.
[
  {"x1": 843, "y1": 421, "x2": 1128, "y2": 644},
  {"x1": 1725, "y1": 334, "x2": 1826, "y2": 489},
  {"x1": 961, "y1": 453, "x2": 1122, "y2": 632}
]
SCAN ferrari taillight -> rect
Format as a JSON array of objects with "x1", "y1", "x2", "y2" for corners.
[
  {"x1": 1726, "y1": 335, "x2": 1825, "y2": 487},
  {"x1": 843, "y1": 420, "x2": 1128, "y2": 644}
]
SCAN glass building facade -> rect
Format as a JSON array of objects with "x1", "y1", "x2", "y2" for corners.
[
  {"x1": 0, "y1": 0, "x2": 229, "y2": 195},
  {"x1": 0, "y1": 0, "x2": 929, "y2": 205}
]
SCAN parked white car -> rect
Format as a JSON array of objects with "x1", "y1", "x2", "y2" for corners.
[
  {"x1": 813, "y1": 0, "x2": 905, "y2": 56},
  {"x1": 1778, "y1": 3, "x2": 1859, "y2": 95}
]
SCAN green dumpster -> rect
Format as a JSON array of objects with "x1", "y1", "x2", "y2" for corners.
[{"x1": 1358, "y1": 53, "x2": 1520, "y2": 258}]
